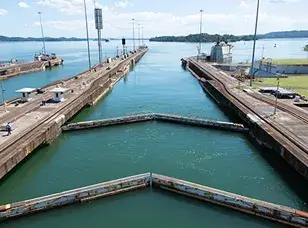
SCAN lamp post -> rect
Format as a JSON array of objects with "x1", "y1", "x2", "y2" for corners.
[
  {"x1": 38, "y1": 12, "x2": 46, "y2": 55},
  {"x1": 199, "y1": 9, "x2": 204, "y2": 57},
  {"x1": 273, "y1": 76, "x2": 280, "y2": 116},
  {"x1": 83, "y1": 0, "x2": 92, "y2": 71},
  {"x1": 132, "y1": 19, "x2": 135, "y2": 51},
  {"x1": 0, "y1": 79, "x2": 7, "y2": 112},
  {"x1": 138, "y1": 24, "x2": 141, "y2": 48},
  {"x1": 250, "y1": 0, "x2": 260, "y2": 86},
  {"x1": 0, "y1": 81, "x2": 7, "y2": 112},
  {"x1": 142, "y1": 26, "x2": 144, "y2": 46}
]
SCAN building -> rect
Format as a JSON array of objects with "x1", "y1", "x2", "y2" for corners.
[
  {"x1": 255, "y1": 60, "x2": 308, "y2": 75},
  {"x1": 50, "y1": 87, "x2": 69, "y2": 102},
  {"x1": 209, "y1": 42, "x2": 233, "y2": 63},
  {"x1": 15, "y1": 88, "x2": 37, "y2": 102}
]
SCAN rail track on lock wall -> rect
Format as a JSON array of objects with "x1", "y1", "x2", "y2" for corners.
[
  {"x1": 190, "y1": 59, "x2": 308, "y2": 160},
  {"x1": 246, "y1": 92, "x2": 308, "y2": 125},
  {"x1": 0, "y1": 52, "x2": 141, "y2": 166}
]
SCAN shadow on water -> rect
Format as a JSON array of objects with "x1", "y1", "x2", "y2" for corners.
[
  {"x1": 252, "y1": 142, "x2": 308, "y2": 206},
  {"x1": 0, "y1": 135, "x2": 68, "y2": 187}
]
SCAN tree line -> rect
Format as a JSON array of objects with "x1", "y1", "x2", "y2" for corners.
[{"x1": 149, "y1": 30, "x2": 308, "y2": 43}]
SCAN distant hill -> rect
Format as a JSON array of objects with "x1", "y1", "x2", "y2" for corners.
[
  {"x1": 149, "y1": 33, "x2": 254, "y2": 43},
  {"x1": 0, "y1": 36, "x2": 88, "y2": 42},
  {"x1": 0, "y1": 36, "x2": 144, "y2": 42},
  {"x1": 260, "y1": 30, "x2": 308, "y2": 39},
  {"x1": 149, "y1": 30, "x2": 308, "y2": 43},
  {"x1": 1, "y1": 30, "x2": 308, "y2": 43}
]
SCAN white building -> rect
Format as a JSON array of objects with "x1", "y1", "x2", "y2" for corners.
[
  {"x1": 15, "y1": 88, "x2": 37, "y2": 102},
  {"x1": 256, "y1": 61, "x2": 308, "y2": 75},
  {"x1": 50, "y1": 87, "x2": 69, "y2": 102}
]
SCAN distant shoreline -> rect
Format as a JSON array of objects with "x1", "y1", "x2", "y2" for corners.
[
  {"x1": 0, "y1": 37, "x2": 147, "y2": 42},
  {"x1": 149, "y1": 30, "x2": 308, "y2": 43}
]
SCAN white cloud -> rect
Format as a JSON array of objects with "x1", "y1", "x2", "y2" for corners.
[
  {"x1": 115, "y1": 0, "x2": 132, "y2": 8},
  {"x1": 0, "y1": 9, "x2": 8, "y2": 15},
  {"x1": 240, "y1": 0, "x2": 250, "y2": 8},
  {"x1": 269, "y1": 0, "x2": 300, "y2": 3},
  {"x1": 36, "y1": 0, "x2": 110, "y2": 15},
  {"x1": 18, "y1": 2, "x2": 30, "y2": 8},
  {"x1": 32, "y1": 0, "x2": 307, "y2": 38}
]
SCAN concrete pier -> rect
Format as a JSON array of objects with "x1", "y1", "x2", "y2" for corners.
[
  {"x1": 0, "y1": 58, "x2": 63, "y2": 79},
  {"x1": 0, "y1": 173, "x2": 307, "y2": 227},
  {"x1": 182, "y1": 58, "x2": 308, "y2": 180},
  {"x1": 62, "y1": 113, "x2": 249, "y2": 133},
  {"x1": 0, "y1": 48, "x2": 148, "y2": 180}
]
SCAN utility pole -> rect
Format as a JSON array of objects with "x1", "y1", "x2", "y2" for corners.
[
  {"x1": 38, "y1": 12, "x2": 46, "y2": 55},
  {"x1": 250, "y1": 0, "x2": 260, "y2": 87},
  {"x1": 0, "y1": 81, "x2": 7, "y2": 112},
  {"x1": 83, "y1": 0, "x2": 92, "y2": 71},
  {"x1": 132, "y1": 19, "x2": 135, "y2": 52},
  {"x1": 199, "y1": 9, "x2": 203, "y2": 57},
  {"x1": 138, "y1": 24, "x2": 141, "y2": 48},
  {"x1": 142, "y1": 26, "x2": 144, "y2": 46},
  {"x1": 273, "y1": 76, "x2": 280, "y2": 116}
]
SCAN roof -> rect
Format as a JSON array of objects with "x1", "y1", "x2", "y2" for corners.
[
  {"x1": 49, "y1": 87, "x2": 69, "y2": 93},
  {"x1": 259, "y1": 87, "x2": 296, "y2": 95},
  {"x1": 15, "y1": 88, "x2": 36, "y2": 93}
]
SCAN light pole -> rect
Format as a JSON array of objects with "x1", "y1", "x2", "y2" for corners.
[
  {"x1": 199, "y1": 9, "x2": 204, "y2": 57},
  {"x1": 0, "y1": 81, "x2": 7, "y2": 112},
  {"x1": 132, "y1": 19, "x2": 135, "y2": 51},
  {"x1": 273, "y1": 76, "x2": 280, "y2": 116},
  {"x1": 250, "y1": 0, "x2": 260, "y2": 86},
  {"x1": 38, "y1": 12, "x2": 46, "y2": 54},
  {"x1": 142, "y1": 26, "x2": 144, "y2": 46},
  {"x1": 83, "y1": 0, "x2": 92, "y2": 71},
  {"x1": 138, "y1": 24, "x2": 141, "y2": 48}
]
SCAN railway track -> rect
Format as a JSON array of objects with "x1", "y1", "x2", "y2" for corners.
[
  {"x1": 190, "y1": 60, "x2": 308, "y2": 158},
  {"x1": 247, "y1": 92, "x2": 308, "y2": 125}
]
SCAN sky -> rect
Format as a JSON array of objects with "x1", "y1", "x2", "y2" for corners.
[{"x1": 0, "y1": 0, "x2": 307, "y2": 38}]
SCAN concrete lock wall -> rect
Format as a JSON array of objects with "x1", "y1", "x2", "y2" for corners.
[
  {"x1": 0, "y1": 50, "x2": 148, "y2": 180},
  {"x1": 187, "y1": 60, "x2": 308, "y2": 181},
  {"x1": 0, "y1": 58, "x2": 63, "y2": 79}
]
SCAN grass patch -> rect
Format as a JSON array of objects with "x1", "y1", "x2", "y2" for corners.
[
  {"x1": 254, "y1": 76, "x2": 308, "y2": 89},
  {"x1": 261, "y1": 59, "x2": 308, "y2": 65},
  {"x1": 294, "y1": 89, "x2": 308, "y2": 97}
]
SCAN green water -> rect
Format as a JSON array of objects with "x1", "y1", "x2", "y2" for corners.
[{"x1": 0, "y1": 40, "x2": 307, "y2": 227}]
